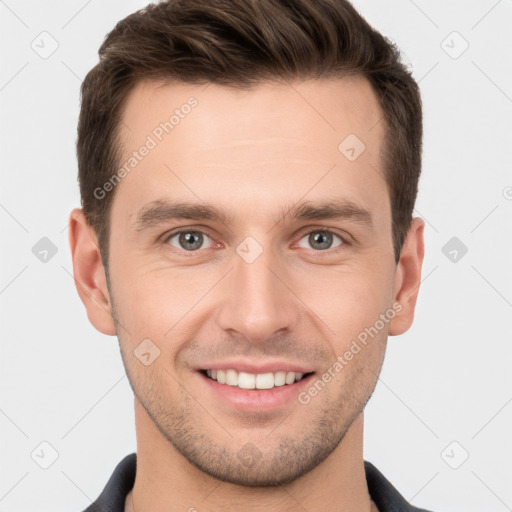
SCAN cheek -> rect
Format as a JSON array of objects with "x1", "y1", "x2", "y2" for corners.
[
  {"x1": 296, "y1": 264, "x2": 394, "y2": 334},
  {"x1": 110, "y1": 261, "x2": 220, "y2": 348}
]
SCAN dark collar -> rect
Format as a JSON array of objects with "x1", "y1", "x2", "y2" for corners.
[{"x1": 83, "y1": 453, "x2": 433, "y2": 512}]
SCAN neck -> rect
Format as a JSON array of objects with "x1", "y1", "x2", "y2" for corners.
[{"x1": 126, "y1": 399, "x2": 375, "y2": 512}]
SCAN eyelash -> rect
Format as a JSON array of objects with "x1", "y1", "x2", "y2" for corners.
[{"x1": 160, "y1": 227, "x2": 350, "y2": 255}]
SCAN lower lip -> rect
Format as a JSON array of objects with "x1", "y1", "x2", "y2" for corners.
[{"x1": 199, "y1": 371, "x2": 315, "y2": 412}]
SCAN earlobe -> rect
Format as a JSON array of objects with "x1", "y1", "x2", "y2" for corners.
[
  {"x1": 68, "y1": 208, "x2": 117, "y2": 336},
  {"x1": 388, "y1": 217, "x2": 425, "y2": 336}
]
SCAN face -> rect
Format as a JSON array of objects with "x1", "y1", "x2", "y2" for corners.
[{"x1": 72, "y1": 77, "x2": 424, "y2": 487}]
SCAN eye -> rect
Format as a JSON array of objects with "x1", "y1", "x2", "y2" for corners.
[
  {"x1": 297, "y1": 229, "x2": 345, "y2": 251},
  {"x1": 165, "y1": 230, "x2": 214, "y2": 251}
]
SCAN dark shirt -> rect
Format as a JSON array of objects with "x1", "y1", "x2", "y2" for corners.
[{"x1": 83, "y1": 453, "x2": 434, "y2": 512}]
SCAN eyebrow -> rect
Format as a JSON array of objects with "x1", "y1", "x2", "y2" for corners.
[{"x1": 132, "y1": 198, "x2": 373, "y2": 232}]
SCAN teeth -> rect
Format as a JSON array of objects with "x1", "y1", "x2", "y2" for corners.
[
  {"x1": 238, "y1": 371, "x2": 256, "y2": 389},
  {"x1": 285, "y1": 371, "x2": 296, "y2": 385},
  {"x1": 274, "y1": 371, "x2": 286, "y2": 386},
  {"x1": 255, "y1": 373, "x2": 274, "y2": 389},
  {"x1": 226, "y1": 369, "x2": 238, "y2": 386},
  {"x1": 204, "y1": 369, "x2": 308, "y2": 389},
  {"x1": 217, "y1": 369, "x2": 226, "y2": 384}
]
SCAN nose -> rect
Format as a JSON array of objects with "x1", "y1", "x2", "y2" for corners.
[{"x1": 215, "y1": 240, "x2": 300, "y2": 343}]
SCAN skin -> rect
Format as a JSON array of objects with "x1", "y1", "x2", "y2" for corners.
[{"x1": 69, "y1": 76, "x2": 424, "y2": 512}]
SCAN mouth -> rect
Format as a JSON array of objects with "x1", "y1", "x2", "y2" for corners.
[
  {"x1": 199, "y1": 368, "x2": 315, "y2": 390},
  {"x1": 196, "y1": 362, "x2": 317, "y2": 411}
]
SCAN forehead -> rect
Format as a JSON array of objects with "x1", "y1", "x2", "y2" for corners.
[
  {"x1": 120, "y1": 76, "x2": 383, "y2": 149},
  {"x1": 112, "y1": 77, "x2": 388, "y2": 229}
]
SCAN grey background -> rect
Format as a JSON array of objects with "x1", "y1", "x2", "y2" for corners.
[{"x1": 1, "y1": 1, "x2": 511, "y2": 511}]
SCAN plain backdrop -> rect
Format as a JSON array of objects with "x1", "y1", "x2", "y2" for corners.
[{"x1": 1, "y1": 1, "x2": 511, "y2": 511}]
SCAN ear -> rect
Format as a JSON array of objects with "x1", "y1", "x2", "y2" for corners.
[
  {"x1": 388, "y1": 217, "x2": 425, "y2": 336},
  {"x1": 68, "y1": 208, "x2": 116, "y2": 335}
]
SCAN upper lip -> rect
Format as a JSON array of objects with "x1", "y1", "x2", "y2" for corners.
[{"x1": 197, "y1": 359, "x2": 315, "y2": 374}]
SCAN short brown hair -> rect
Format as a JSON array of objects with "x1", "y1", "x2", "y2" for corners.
[{"x1": 77, "y1": 0, "x2": 422, "y2": 270}]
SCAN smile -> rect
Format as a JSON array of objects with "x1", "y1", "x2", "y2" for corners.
[{"x1": 202, "y1": 368, "x2": 312, "y2": 390}]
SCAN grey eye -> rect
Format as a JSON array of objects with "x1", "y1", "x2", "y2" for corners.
[
  {"x1": 167, "y1": 231, "x2": 213, "y2": 251},
  {"x1": 297, "y1": 230, "x2": 343, "y2": 251}
]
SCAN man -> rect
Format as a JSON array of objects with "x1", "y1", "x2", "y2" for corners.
[{"x1": 69, "y1": 0, "x2": 431, "y2": 510}]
